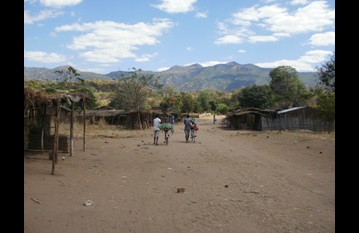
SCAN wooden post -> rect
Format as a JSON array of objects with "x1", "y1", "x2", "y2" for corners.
[
  {"x1": 82, "y1": 98, "x2": 86, "y2": 151},
  {"x1": 51, "y1": 99, "x2": 61, "y2": 175},
  {"x1": 70, "y1": 101, "x2": 74, "y2": 156},
  {"x1": 41, "y1": 104, "x2": 47, "y2": 153}
]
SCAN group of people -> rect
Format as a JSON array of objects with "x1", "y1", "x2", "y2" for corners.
[{"x1": 153, "y1": 114, "x2": 198, "y2": 145}]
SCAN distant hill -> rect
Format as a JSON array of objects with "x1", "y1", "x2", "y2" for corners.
[{"x1": 24, "y1": 62, "x2": 319, "y2": 92}]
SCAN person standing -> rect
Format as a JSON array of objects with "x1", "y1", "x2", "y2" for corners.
[
  {"x1": 153, "y1": 114, "x2": 161, "y2": 145},
  {"x1": 183, "y1": 114, "x2": 193, "y2": 143}
]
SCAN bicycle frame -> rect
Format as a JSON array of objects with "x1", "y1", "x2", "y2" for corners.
[
  {"x1": 164, "y1": 129, "x2": 170, "y2": 145},
  {"x1": 190, "y1": 129, "x2": 197, "y2": 143}
]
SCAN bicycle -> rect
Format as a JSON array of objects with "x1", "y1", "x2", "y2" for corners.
[
  {"x1": 159, "y1": 123, "x2": 174, "y2": 146},
  {"x1": 190, "y1": 128, "x2": 196, "y2": 142},
  {"x1": 190, "y1": 124, "x2": 198, "y2": 143},
  {"x1": 164, "y1": 129, "x2": 170, "y2": 145}
]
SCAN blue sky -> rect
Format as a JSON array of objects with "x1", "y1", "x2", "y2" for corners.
[{"x1": 24, "y1": 0, "x2": 335, "y2": 75}]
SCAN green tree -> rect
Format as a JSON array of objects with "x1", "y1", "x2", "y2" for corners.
[
  {"x1": 314, "y1": 53, "x2": 335, "y2": 131},
  {"x1": 216, "y1": 103, "x2": 230, "y2": 115},
  {"x1": 317, "y1": 52, "x2": 335, "y2": 92},
  {"x1": 237, "y1": 85, "x2": 274, "y2": 109},
  {"x1": 109, "y1": 68, "x2": 162, "y2": 111},
  {"x1": 180, "y1": 92, "x2": 196, "y2": 113},
  {"x1": 228, "y1": 89, "x2": 241, "y2": 111},
  {"x1": 159, "y1": 95, "x2": 183, "y2": 114},
  {"x1": 209, "y1": 100, "x2": 219, "y2": 113},
  {"x1": 196, "y1": 90, "x2": 222, "y2": 113},
  {"x1": 109, "y1": 69, "x2": 162, "y2": 129},
  {"x1": 269, "y1": 66, "x2": 309, "y2": 109},
  {"x1": 54, "y1": 66, "x2": 81, "y2": 87}
]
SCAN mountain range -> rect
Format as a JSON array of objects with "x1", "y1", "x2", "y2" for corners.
[{"x1": 24, "y1": 62, "x2": 319, "y2": 92}]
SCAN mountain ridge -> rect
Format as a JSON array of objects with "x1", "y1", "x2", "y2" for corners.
[{"x1": 24, "y1": 62, "x2": 318, "y2": 92}]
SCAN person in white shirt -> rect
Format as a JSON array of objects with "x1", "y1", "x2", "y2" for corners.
[{"x1": 153, "y1": 114, "x2": 161, "y2": 145}]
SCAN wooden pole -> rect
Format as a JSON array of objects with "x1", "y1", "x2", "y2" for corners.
[
  {"x1": 70, "y1": 101, "x2": 74, "y2": 156},
  {"x1": 51, "y1": 99, "x2": 61, "y2": 175},
  {"x1": 82, "y1": 98, "x2": 86, "y2": 151},
  {"x1": 41, "y1": 104, "x2": 47, "y2": 153}
]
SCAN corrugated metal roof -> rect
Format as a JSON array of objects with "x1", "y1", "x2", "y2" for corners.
[{"x1": 276, "y1": 106, "x2": 307, "y2": 114}]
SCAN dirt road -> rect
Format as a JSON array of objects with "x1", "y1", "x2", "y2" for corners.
[{"x1": 24, "y1": 116, "x2": 335, "y2": 233}]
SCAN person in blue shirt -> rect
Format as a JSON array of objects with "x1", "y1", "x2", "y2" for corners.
[{"x1": 183, "y1": 114, "x2": 193, "y2": 143}]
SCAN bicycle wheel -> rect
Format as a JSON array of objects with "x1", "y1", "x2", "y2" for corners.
[
  {"x1": 165, "y1": 131, "x2": 169, "y2": 145},
  {"x1": 191, "y1": 130, "x2": 195, "y2": 143}
]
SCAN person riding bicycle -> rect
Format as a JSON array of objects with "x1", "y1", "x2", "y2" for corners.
[{"x1": 183, "y1": 114, "x2": 193, "y2": 143}]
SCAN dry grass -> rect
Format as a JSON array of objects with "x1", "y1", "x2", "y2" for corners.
[{"x1": 59, "y1": 118, "x2": 148, "y2": 139}]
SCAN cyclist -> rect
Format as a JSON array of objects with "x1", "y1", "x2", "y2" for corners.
[{"x1": 183, "y1": 114, "x2": 193, "y2": 143}]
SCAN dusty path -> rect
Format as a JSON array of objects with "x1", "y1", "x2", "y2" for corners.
[{"x1": 24, "y1": 116, "x2": 335, "y2": 233}]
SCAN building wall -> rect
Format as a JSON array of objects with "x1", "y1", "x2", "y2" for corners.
[
  {"x1": 261, "y1": 107, "x2": 334, "y2": 132},
  {"x1": 27, "y1": 134, "x2": 69, "y2": 152}
]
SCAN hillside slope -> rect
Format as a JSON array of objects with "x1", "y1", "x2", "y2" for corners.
[{"x1": 24, "y1": 62, "x2": 318, "y2": 92}]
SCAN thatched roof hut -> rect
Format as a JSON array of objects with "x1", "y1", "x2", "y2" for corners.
[{"x1": 24, "y1": 87, "x2": 90, "y2": 174}]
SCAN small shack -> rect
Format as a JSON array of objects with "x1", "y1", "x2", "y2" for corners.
[
  {"x1": 262, "y1": 106, "x2": 334, "y2": 132},
  {"x1": 24, "y1": 87, "x2": 89, "y2": 155},
  {"x1": 225, "y1": 108, "x2": 275, "y2": 130},
  {"x1": 77, "y1": 109, "x2": 157, "y2": 130},
  {"x1": 225, "y1": 106, "x2": 334, "y2": 132}
]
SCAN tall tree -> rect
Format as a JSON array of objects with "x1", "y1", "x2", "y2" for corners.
[
  {"x1": 110, "y1": 68, "x2": 162, "y2": 111},
  {"x1": 314, "y1": 53, "x2": 335, "y2": 131},
  {"x1": 317, "y1": 52, "x2": 335, "y2": 92},
  {"x1": 180, "y1": 92, "x2": 196, "y2": 114},
  {"x1": 237, "y1": 84, "x2": 274, "y2": 109},
  {"x1": 269, "y1": 66, "x2": 309, "y2": 109},
  {"x1": 109, "y1": 68, "x2": 162, "y2": 129}
]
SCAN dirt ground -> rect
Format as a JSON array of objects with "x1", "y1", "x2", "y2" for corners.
[{"x1": 24, "y1": 115, "x2": 335, "y2": 233}]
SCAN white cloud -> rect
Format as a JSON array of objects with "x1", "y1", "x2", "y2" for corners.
[
  {"x1": 40, "y1": 0, "x2": 82, "y2": 9},
  {"x1": 195, "y1": 11, "x2": 208, "y2": 18},
  {"x1": 54, "y1": 18, "x2": 175, "y2": 63},
  {"x1": 290, "y1": 0, "x2": 309, "y2": 5},
  {"x1": 24, "y1": 9, "x2": 63, "y2": 24},
  {"x1": 255, "y1": 49, "x2": 333, "y2": 72},
  {"x1": 157, "y1": 67, "x2": 170, "y2": 72},
  {"x1": 151, "y1": 0, "x2": 197, "y2": 13},
  {"x1": 216, "y1": 1, "x2": 334, "y2": 45},
  {"x1": 186, "y1": 47, "x2": 193, "y2": 51},
  {"x1": 308, "y1": 31, "x2": 335, "y2": 46},
  {"x1": 185, "y1": 61, "x2": 228, "y2": 67},
  {"x1": 24, "y1": 50, "x2": 67, "y2": 63},
  {"x1": 135, "y1": 53, "x2": 158, "y2": 62},
  {"x1": 238, "y1": 50, "x2": 246, "y2": 53},
  {"x1": 215, "y1": 35, "x2": 243, "y2": 45},
  {"x1": 248, "y1": 35, "x2": 278, "y2": 43}
]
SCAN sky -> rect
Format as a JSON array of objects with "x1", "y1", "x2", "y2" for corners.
[{"x1": 24, "y1": 0, "x2": 335, "y2": 75}]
